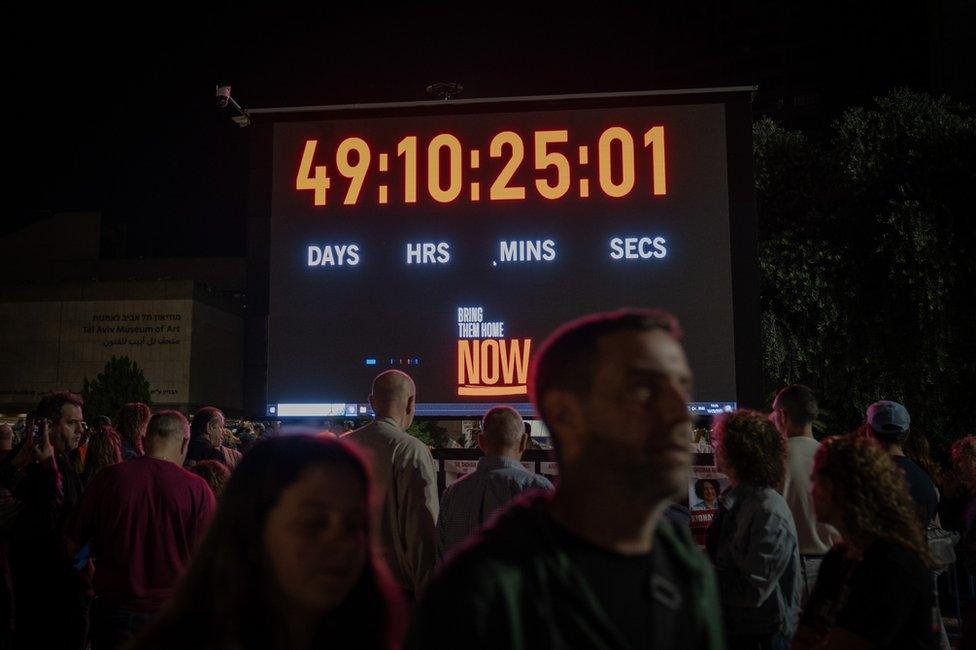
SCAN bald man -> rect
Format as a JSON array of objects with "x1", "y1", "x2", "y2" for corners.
[
  {"x1": 437, "y1": 407, "x2": 553, "y2": 557},
  {"x1": 343, "y1": 370, "x2": 439, "y2": 597},
  {"x1": 68, "y1": 411, "x2": 215, "y2": 647}
]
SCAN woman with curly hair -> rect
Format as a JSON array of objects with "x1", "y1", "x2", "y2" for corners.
[
  {"x1": 952, "y1": 435, "x2": 976, "y2": 491},
  {"x1": 187, "y1": 459, "x2": 231, "y2": 498},
  {"x1": 116, "y1": 402, "x2": 151, "y2": 460},
  {"x1": 82, "y1": 424, "x2": 122, "y2": 484},
  {"x1": 706, "y1": 409, "x2": 800, "y2": 650},
  {"x1": 793, "y1": 435, "x2": 937, "y2": 649},
  {"x1": 131, "y1": 435, "x2": 404, "y2": 650}
]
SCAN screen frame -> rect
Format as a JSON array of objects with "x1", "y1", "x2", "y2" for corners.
[{"x1": 245, "y1": 87, "x2": 760, "y2": 418}]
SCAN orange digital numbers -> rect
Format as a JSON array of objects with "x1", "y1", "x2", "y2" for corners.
[
  {"x1": 489, "y1": 131, "x2": 526, "y2": 201},
  {"x1": 396, "y1": 136, "x2": 418, "y2": 204},
  {"x1": 295, "y1": 140, "x2": 331, "y2": 206},
  {"x1": 597, "y1": 127, "x2": 636, "y2": 198},
  {"x1": 534, "y1": 130, "x2": 570, "y2": 200},
  {"x1": 295, "y1": 126, "x2": 667, "y2": 207},
  {"x1": 427, "y1": 134, "x2": 463, "y2": 203},
  {"x1": 335, "y1": 137, "x2": 370, "y2": 205},
  {"x1": 644, "y1": 126, "x2": 667, "y2": 195}
]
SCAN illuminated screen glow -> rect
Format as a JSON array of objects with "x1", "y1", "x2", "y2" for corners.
[{"x1": 268, "y1": 99, "x2": 741, "y2": 414}]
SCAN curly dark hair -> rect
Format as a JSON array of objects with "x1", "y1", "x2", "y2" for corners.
[
  {"x1": 694, "y1": 478, "x2": 721, "y2": 500},
  {"x1": 814, "y1": 435, "x2": 930, "y2": 564},
  {"x1": 188, "y1": 460, "x2": 231, "y2": 497},
  {"x1": 712, "y1": 409, "x2": 786, "y2": 488},
  {"x1": 116, "y1": 402, "x2": 152, "y2": 453},
  {"x1": 86, "y1": 425, "x2": 122, "y2": 477},
  {"x1": 35, "y1": 391, "x2": 83, "y2": 423},
  {"x1": 951, "y1": 435, "x2": 976, "y2": 472}
]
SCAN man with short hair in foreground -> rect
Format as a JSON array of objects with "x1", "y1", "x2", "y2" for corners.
[{"x1": 407, "y1": 309, "x2": 723, "y2": 649}]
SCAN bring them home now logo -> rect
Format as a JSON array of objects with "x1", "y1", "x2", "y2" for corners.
[{"x1": 456, "y1": 339, "x2": 532, "y2": 396}]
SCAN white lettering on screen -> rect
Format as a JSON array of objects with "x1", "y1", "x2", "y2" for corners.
[
  {"x1": 609, "y1": 237, "x2": 667, "y2": 260},
  {"x1": 499, "y1": 239, "x2": 556, "y2": 263},
  {"x1": 307, "y1": 244, "x2": 360, "y2": 266},
  {"x1": 407, "y1": 242, "x2": 451, "y2": 264}
]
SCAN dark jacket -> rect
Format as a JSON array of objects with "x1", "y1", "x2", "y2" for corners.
[
  {"x1": 185, "y1": 436, "x2": 222, "y2": 466},
  {"x1": 407, "y1": 493, "x2": 724, "y2": 650}
]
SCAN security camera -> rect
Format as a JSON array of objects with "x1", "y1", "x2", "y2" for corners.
[
  {"x1": 215, "y1": 85, "x2": 232, "y2": 108},
  {"x1": 214, "y1": 84, "x2": 251, "y2": 127},
  {"x1": 426, "y1": 82, "x2": 463, "y2": 100}
]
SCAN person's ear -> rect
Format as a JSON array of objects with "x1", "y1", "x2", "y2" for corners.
[
  {"x1": 406, "y1": 394, "x2": 415, "y2": 415},
  {"x1": 542, "y1": 390, "x2": 584, "y2": 464},
  {"x1": 519, "y1": 432, "x2": 528, "y2": 454},
  {"x1": 477, "y1": 432, "x2": 485, "y2": 452},
  {"x1": 180, "y1": 437, "x2": 189, "y2": 456}
]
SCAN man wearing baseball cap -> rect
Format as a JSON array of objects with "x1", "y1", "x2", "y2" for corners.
[{"x1": 866, "y1": 400, "x2": 937, "y2": 525}]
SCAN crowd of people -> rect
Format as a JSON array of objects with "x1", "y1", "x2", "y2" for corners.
[{"x1": 1, "y1": 307, "x2": 974, "y2": 649}]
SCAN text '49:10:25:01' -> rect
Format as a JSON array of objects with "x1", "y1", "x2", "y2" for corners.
[{"x1": 295, "y1": 126, "x2": 668, "y2": 207}]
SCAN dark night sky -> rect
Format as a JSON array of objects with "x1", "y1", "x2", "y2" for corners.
[{"x1": 6, "y1": 4, "x2": 971, "y2": 258}]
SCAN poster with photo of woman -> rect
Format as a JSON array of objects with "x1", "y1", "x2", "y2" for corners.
[{"x1": 688, "y1": 467, "x2": 730, "y2": 547}]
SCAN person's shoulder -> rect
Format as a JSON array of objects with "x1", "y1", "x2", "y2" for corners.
[
  {"x1": 893, "y1": 455, "x2": 929, "y2": 477},
  {"x1": 865, "y1": 540, "x2": 927, "y2": 571},
  {"x1": 858, "y1": 541, "x2": 932, "y2": 597},
  {"x1": 895, "y1": 457, "x2": 938, "y2": 490},
  {"x1": 152, "y1": 459, "x2": 214, "y2": 493},
  {"x1": 409, "y1": 512, "x2": 533, "y2": 647},
  {"x1": 757, "y1": 484, "x2": 792, "y2": 508},
  {"x1": 656, "y1": 516, "x2": 713, "y2": 575},
  {"x1": 433, "y1": 496, "x2": 549, "y2": 588},
  {"x1": 787, "y1": 436, "x2": 820, "y2": 455},
  {"x1": 82, "y1": 460, "x2": 126, "y2": 492},
  {"x1": 740, "y1": 484, "x2": 788, "y2": 508},
  {"x1": 391, "y1": 429, "x2": 433, "y2": 459},
  {"x1": 342, "y1": 423, "x2": 372, "y2": 440},
  {"x1": 530, "y1": 472, "x2": 554, "y2": 490},
  {"x1": 462, "y1": 493, "x2": 552, "y2": 552},
  {"x1": 438, "y1": 476, "x2": 468, "y2": 506},
  {"x1": 743, "y1": 486, "x2": 797, "y2": 527},
  {"x1": 503, "y1": 464, "x2": 553, "y2": 491},
  {"x1": 769, "y1": 492, "x2": 799, "y2": 530},
  {"x1": 348, "y1": 419, "x2": 404, "y2": 444},
  {"x1": 183, "y1": 468, "x2": 215, "y2": 493},
  {"x1": 444, "y1": 471, "x2": 478, "y2": 493}
]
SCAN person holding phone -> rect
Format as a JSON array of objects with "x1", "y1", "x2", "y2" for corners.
[
  {"x1": 8, "y1": 391, "x2": 91, "y2": 650},
  {"x1": 0, "y1": 417, "x2": 62, "y2": 648}
]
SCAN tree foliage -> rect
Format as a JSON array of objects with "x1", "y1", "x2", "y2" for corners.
[
  {"x1": 81, "y1": 355, "x2": 153, "y2": 423},
  {"x1": 757, "y1": 89, "x2": 976, "y2": 454},
  {"x1": 407, "y1": 419, "x2": 451, "y2": 448}
]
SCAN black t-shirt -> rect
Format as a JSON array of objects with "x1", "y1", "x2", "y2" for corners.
[
  {"x1": 800, "y1": 541, "x2": 938, "y2": 649},
  {"x1": 549, "y1": 519, "x2": 697, "y2": 649},
  {"x1": 893, "y1": 456, "x2": 938, "y2": 524}
]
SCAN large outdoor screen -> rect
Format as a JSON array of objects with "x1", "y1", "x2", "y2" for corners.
[{"x1": 266, "y1": 91, "x2": 752, "y2": 417}]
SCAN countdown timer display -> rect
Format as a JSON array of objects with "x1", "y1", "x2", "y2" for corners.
[{"x1": 266, "y1": 91, "x2": 753, "y2": 417}]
